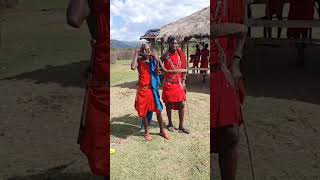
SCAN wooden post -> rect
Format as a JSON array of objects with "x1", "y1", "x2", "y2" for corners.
[
  {"x1": 180, "y1": 42, "x2": 185, "y2": 51},
  {"x1": 0, "y1": 4, "x2": 3, "y2": 48},
  {"x1": 160, "y1": 38, "x2": 163, "y2": 56},
  {"x1": 187, "y1": 41, "x2": 189, "y2": 73},
  {"x1": 247, "y1": 3, "x2": 252, "y2": 37}
]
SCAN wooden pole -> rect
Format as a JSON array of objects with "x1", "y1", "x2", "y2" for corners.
[
  {"x1": 0, "y1": 4, "x2": 3, "y2": 48},
  {"x1": 160, "y1": 39, "x2": 163, "y2": 56},
  {"x1": 187, "y1": 41, "x2": 189, "y2": 72}
]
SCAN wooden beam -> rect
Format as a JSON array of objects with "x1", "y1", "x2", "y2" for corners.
[
  {"x1": 188, "y1": 67, "x2": 209, "y2": 71},
  {"x1": 160, "y1": 39, "x2": 163, "y2": 56},
  {"x1": 248, "y1": 19, "x2": 320, "y2": 28},
  {"x1": 248, "y1": 38, "x2": 320, "y2": 46},
  {"x1": 187, "y1": 42, "x2": 189, "y2": 68}
]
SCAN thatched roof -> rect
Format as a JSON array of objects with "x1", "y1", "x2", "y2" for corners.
[{"x1": 157, "y1": 7, "x2": 209, "y2": 43}]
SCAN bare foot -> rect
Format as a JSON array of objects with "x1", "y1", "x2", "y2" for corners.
[
  {"x1": 144, "y1": 133, "x2": 153, "y2": 141},
  {"x1": 160, "y1": 131, "x2": 170, "y2": 140}
]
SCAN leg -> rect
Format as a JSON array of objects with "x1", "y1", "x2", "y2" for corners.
[
  {"x1": 263, "y1": 27, "x2": 267, "y2": 38},
  {"x1": 165, "y1": 103, "x2": 174, "y2": 131},
  {"x1": 143, "y1": 117, "x2": 152, "y2": 141},
  {"x1": 218, "y1": 126, "x2": 240, "y2": 180},
  {"x1": 178, "y1": 102, "x2": 189, "y2": 134},
  {"x1": 267, "y1": 27, "x2": 272, "y2": 38},
  {"x1": 156, "y1": 113, "x2": 165, "y2": 133},
  {"x1": 157, "y1": 113, "x2": 170, "y2": 139},
  {"x1": 277, "y1": 15, "x2": 283, "y2": 39}
]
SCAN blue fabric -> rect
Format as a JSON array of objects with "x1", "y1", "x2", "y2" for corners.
[{"x1": 140, "y1": 58, "x2": 163, "y2": 129}]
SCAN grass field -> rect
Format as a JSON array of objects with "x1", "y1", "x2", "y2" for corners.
[
  {"x1": 0, "y1": 1, "x2": 100, "y2": 179},
  {"x1": 110, "y1": 60, "x2": 210, "y2": 180},
  {"x1": 1, "y1": 1, "x2": 320, "y2": 180}
]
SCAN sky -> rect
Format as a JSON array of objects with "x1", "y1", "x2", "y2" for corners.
[{"x1": 110, "y1": 0, "x2": 209, "y2": 41}]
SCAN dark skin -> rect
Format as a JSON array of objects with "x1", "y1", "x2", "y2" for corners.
[
  {"x1": 67, "y1": 0, "x2": 98, "y2": 40},
  {"x1": 163, "y1": 39, "x2": 189, "y2": 134},
  {"x1": 192, "y1": 44, "x2": 200, "y2": 73},
  {"x1": 213, "y1": 126, "x2": 240, "y2": 180},
  {"x1": 67, "y1": 0, "x2": 109, "y2": 178},
  {"x1": 131, "y1": 43, "x2": 186, "y2": 140},
  {"x1": 67, "y1": 0, "x2": 101, "y2": 77},
  {"x1": 130, "y1": 44, "x2": 170, "y2": 141},
  {"x1": 264, "y1": 1, "x2": 284, "y2": 39},
  {"x1": 200, "y1": 44, "x2": 209, "y2": 82},
  {"x1": 212, "y1": 1, "x2": 248, "y2": 179}
]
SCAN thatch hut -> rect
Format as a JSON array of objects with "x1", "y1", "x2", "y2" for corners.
[
  {"x1": 155, "y1": 7, "x2": 209, "y2": 65},
  {"x1": 140, "y1": 7, "x2": 210, "y2": 76},
  {"x1": 156, "y1": 7, "x2": 209, "y2": 44}
]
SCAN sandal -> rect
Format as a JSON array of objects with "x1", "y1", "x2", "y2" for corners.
[
  {"x1": 167, "y1": 125, "x2": 175, "y2": 132},
  {"x1": 178, "y1": 127, "x2": 190, "y2": 134},
  {"x1": 144, "y1": 133, "x2": 153, "y2": 141},
  {"x1": 160, "y1": 131, "x2": 170, "y2": 140}
]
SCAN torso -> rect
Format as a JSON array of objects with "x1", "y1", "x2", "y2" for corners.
[
  {"x1": 195, "y1": 48, "x2": 201, "y2": 60},
  {"x1": 85, "y1": 0, "x2": 109, "y2": 81},
  {"x1": 86, "y1": 0, "x2": 98, "y2": 39},
  {"x1": 201, "y1": 49, "x2": 209, "y2": 62},
  {"x1": 86, "y1": 0, "x2": 108, "y2": 41},
  {"x1": 162, "y1": 50, "x2": 185, "y2": 82},
  {"x1": 137, "y1": 58, "x2": 152, "y2": 87}
]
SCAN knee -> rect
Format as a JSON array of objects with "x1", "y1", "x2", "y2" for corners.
[
  {"x1": 224, "y1": 126, "x2": 240, "y2": 149},
  {"x1": 178, "y1": 102, "x2": 185, "y2": 109}
]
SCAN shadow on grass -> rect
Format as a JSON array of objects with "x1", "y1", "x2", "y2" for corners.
[
  {"x1": 7, "y1": 163, "x2": 104, "y2": 180},
  {"x1": 243, "y1": 44, "x2": 320, "y2": 105},
  {"x1": 110, "y1": 114, "x2": 159, "y2": 139},
  {"x1": 2, "y1": 61, "x2": 89, "y2": 88}
]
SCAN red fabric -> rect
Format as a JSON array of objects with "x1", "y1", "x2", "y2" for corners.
[
  {"x1": 287, "y1": 0, "x2": 314, "y2": 38},
  {"x1": 134, "y1": 60, "x2": 159, "y2": 117},
  {"x1": 79, "y1": 0, "x2": 109, "y2": 176},
  {"x1": 210, "y1": 0, "x2": 246, "y2": 129},
  {"x1": 162, "y1": 48, "x2": 186, "y2": 107},
  {"x1": 267, "y1": 0, "x2": 285, "y2": 17},
  {"x1": 200, "y1": 48, "x2": 209, "y2": 68},
  {"x1": 193, "y1": 48, "x2": 201, "y2": 67}
]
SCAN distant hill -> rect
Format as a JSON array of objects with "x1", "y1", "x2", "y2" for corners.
[{"x1": 110, "y1": 39, "x2": 141, "y2": 49}]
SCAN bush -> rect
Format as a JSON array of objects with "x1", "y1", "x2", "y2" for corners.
[{"x1": 111, "y1": 49, "x2": 135, "y2": 64}]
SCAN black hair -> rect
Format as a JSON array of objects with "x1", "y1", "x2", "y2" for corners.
[{"x1": 167, "y1": 35, "x2": 176, "y2": 44}]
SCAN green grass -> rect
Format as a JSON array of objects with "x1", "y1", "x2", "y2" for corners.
[
  {"x1": 110, "y1": 60, "x2": 137, "y2": 86},
  {"x1": 110, "y1": 60, "x2": 210, "y2": 180},
  {"x1": 0, "y1": 2, "x2": 210, "y2": 179}
]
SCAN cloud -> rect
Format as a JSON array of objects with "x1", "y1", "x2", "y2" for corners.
[{"x1": 110, "y1": 0, "x2": 209, "y2": 41}]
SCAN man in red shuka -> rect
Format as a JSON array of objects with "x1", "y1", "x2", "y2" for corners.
[
  {"x1": 200, "y1": 43, "x2": 210, "y2": 82},
  {"x1": 211, "y1": 0, "x2": 248, "y2": 179},
  {"x1": 287, "y1": 0, "x2": 314, "y2": 67},
  {"x1": 265, "y1": 0, "x2": 286, "y2": 38},
  {"x1": 131, "y1": 43, "x2": 172, "y2": 141},
  {"x1": 161, "y1": 36, "x2": 189, "y2": 134},
  {"x1": 193, "y1": 44, "x2": 201, "y2": 73},
  {"x1": 287, "y1": 0, "x2": 314, "y2": 39},
  {"x1": 67, "y1": 0, "x2": 109, "y2": 178}
]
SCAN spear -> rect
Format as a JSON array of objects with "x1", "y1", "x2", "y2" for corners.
[{"x1": 212, "y1": 1, "x2": 255, "y2": 180}]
